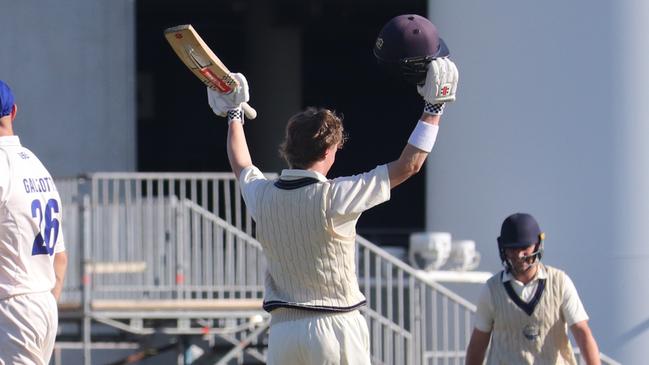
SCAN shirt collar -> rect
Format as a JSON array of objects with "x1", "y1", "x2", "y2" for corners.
[
  {"x1": 279, "y1": 169, "x2": 328, "y2": 182},
  {"x1": 502, "y1": 264, "x2": 547, "y2": 283},
  {"x1": 0, "y1": 135, "x2": 20, "y2": 147}
]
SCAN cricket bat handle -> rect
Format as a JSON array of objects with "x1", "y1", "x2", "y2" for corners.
[{"x1": 242, "y1": 102, "x2": 257, "y2": 120}]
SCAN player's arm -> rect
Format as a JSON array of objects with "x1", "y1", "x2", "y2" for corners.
[
  {"x1": 571, "y1": 320, "x2": 601, "y2": 365},
  {"x1": 387, "y1": 58, "x2": 458, "y2": 189},
  {"x1": 465, "y1": 328, "x2": 491, "y2": 365},
  {"x1": 465, "y1": 284, "x2": 494, "y2": 365},
  {"x1": 207, "y1": 73, "x2": 253, "y2": 180},
  {"x1": 227, "y1": 117, "x2": 253, "y2": 180},
  {"x1": 52, "y1": 251, "x2": 68, "y2": 302},
  {"x1": 387, "y1": 113, "x2": 440, "y2": 188},
  {"x1": 561, "y1": 274, "x2": 600, "y2": 364}
]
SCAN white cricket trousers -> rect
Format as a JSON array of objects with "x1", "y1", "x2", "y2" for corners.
[
  {"x1": 266, "y1": 308, "x2": 371, "y2": 365},
  {"x1": 0, "y1": 291, "x2": 58, "y2": 365}
]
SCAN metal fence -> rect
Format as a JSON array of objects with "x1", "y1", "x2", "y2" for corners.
[
  {"x1": 87, "y1": 173, "x2": 263, "y2": 302},
  {"x1": 357, "y1": 236, "x2": 475, "y2": 365},
  {"x1": 54, "y1": 173, "x2": 620, "y2": 365},
  {"x1": 55, "y1": 176, "x2": 85, "y2": 306},
  {"x1": 56, "y1": 173, "x2": 272, "y2": 364},
  {"x1": 56, "y1": 173, "x2": 264, "y2": 305}
]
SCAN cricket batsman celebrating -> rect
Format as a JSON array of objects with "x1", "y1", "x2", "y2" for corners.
[{"x1": 208, "y1": 14, "x2": 458, "y2": 364}]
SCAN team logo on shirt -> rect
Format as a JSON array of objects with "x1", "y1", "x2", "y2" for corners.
[{"x1": 523, "y1": 324, "x2": 540, "y2": 340}]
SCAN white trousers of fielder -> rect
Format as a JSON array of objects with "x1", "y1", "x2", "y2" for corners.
[
  {"x1": 0, "y1": 291, "x2": 58, "y2": 365},
  {"x1": 267, "y1": 308, "x2": 371, "y2": 365}
]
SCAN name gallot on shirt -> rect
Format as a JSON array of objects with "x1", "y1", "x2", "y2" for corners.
[{"x1": 22, "y1": 177, "x2": 57, "y2": 194}]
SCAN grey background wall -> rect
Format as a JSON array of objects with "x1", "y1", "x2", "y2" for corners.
[
  {"x1": 0, "y1": 0, "x2": 136, "y2": 176},
  {"x1": 427, "y1": 0, "x2": 645, "y2": 362}
]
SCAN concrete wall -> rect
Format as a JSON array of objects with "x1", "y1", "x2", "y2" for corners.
[
  {"x1": 0, "y1": 0, "x2": 136, "y2": 176},
  {"x1": 427, "y1": 0, "x2": 643, "y2": 362}
]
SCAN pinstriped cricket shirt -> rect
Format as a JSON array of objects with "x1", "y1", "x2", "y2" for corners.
[
  {"x1": 239, "y1": 165, "x2": 390, "y2": 312},
  {"x1": 479, "y1": 265, "x2": 586, "y2": 364},
  {"x1": 475, "y1": 265, "x2": 589, "y2": 332}
]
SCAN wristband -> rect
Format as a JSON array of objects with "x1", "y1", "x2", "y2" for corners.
[
  {"x1": 424, "y1": 102, "x2": 445, "y2": 115},
  {"x1": 407, "y1": 121, "x2": 439, "y2": 152},
  {"x1": 227, "y1": 108, "x2": 244, "y2": 125}
]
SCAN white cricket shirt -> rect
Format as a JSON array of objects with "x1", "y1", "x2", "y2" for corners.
[
  {"x1": 239, "y1": 165, "x2": 390, "y2": 311},
  {"x1": 0, "y1": 136, "x2": 66, "y2": 299},
  {"x1": 474, "y1": 265, "x2": 589, "y2": 332},
  {"x1": 240, "y1": 166, "x2": 391, "y2": 238}
]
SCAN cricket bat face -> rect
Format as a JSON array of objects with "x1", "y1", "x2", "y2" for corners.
[{"x1": 164, "y1": 24, "x2": 257, "y2": 119}]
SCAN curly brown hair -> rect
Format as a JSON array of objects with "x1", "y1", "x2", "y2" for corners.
[{"x1": 279, "y1": 107, "x2": 348, "y2": 169}]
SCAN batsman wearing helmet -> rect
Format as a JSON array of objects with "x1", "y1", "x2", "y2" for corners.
[
  {"x1": 0, "y1": 80, "x2": 68, "y2": 364},
  {"x1": 465, "y1": 213, "x2": 600, "y2": 365},
  {"x1": 207, "y1": 14, "x2": 458, "y2": 365}
]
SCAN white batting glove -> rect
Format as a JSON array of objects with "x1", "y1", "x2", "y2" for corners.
[
  {"x1": 417, "y1": 58, "x2": 459, "y2": 104},
  {"x1": 207, "y1": 73, "x2": 250, "y2": 117}
]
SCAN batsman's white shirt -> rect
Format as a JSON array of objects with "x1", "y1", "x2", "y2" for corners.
[
  {"x1": 0, "y1": 136, "x2": 66, "y2": 298},
  {"x1": 481, "y1": 265, "x2": 580, "y2": 364},
  {"x1": 240, "y1": 165, "x2": 389, "y2": 365},
  {"x1": 240, "y1": 165, "x2": 390, "y2": 310},
  {"x1": 474, "y1": 265, "x2": 588, "y2": 332},
  {"x1": 241, "y1": 166, "x2": 390, "y2": 242}
]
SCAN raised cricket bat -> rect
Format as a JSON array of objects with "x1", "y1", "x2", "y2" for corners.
[{"x1": 164, "y1": 24, "x2": 257, "y2": 120}]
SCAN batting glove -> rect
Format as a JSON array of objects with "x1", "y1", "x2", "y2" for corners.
[
  {"x1": 207, "y1": 73, "x2": 250, "y2": 117},
  {"x1": 417, "y1": 58, "x2": 459, "y2": 104}
]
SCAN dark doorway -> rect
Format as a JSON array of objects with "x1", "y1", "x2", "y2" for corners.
[{"x1": 137, "y1": 0, "x2": 428, "y2": 246}]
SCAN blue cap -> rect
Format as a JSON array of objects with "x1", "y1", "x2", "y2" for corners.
[
  {"x1": 0, "y1": 80, "x2": 15, "y2": 118},
  {"x1": 497, "y1": 213, "x2": 543, "y2": 248}
]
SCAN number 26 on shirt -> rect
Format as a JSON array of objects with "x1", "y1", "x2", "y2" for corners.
[{"x1": 31, "y1": 198, "x2": 60, "y2": 256}]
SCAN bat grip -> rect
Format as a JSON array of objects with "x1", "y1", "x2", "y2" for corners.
[{"x1": 242, "y1": 102, "x2": 257, "y2": 120}]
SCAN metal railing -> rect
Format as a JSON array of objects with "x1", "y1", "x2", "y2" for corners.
[
  {"x1": 56, "y1": 173, "x2": 266, "y2": 305},
  {"x1": 54, "y1": 173, "x2": 619, "y2": 365},
  {"x1": 357, "y1": 236, "x2": 475, "y2": 364},
  {"x1": 574, "y1": 349, "x2": 622, "y2": 365},
  {"x1": 86, "y1": 173, "x2": 266, "y2": 302},
  {"x1": 55, "y1": 177, "x2": 85, "y2": 305}
]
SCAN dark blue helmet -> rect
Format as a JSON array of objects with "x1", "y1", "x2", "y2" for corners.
[
  {"x1": 497, "y1": 213, "x2": 545, "y2": 271},
  {"x1": 373, "y1": 14, "x2": 450, "y2": 85}
]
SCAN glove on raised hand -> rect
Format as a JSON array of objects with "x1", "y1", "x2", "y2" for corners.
[
  {"x1": 417, "y1": 58, "x2": 459, "y2": 104},
  {"x1": 207, "y1": 73, "x2": 250, "y2": 117}
]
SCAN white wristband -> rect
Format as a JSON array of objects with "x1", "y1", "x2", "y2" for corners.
[{"x1": 407, "y1": 121, "x2": 439, "y2": 152}]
